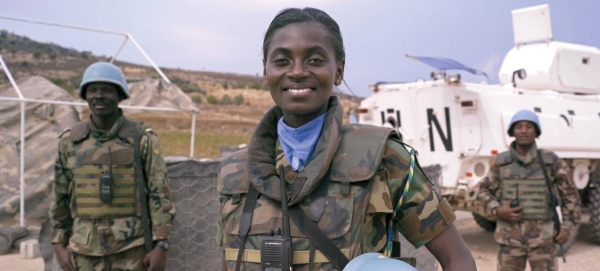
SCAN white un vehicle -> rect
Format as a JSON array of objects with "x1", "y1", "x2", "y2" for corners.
[{"x1": 358, "y1": 4, "x2": 600, "y2": 247}]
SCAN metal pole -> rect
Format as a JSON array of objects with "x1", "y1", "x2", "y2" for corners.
[
  {"x1": 189, "y1": 113, "x2": 197, "y2": 158},
  {"x1": 19, "y1": 101, "x2": 25, "y2": 227},
  {"x1": 0, "y1": 54, "x2": 24, "y2": 99},
  {"x1": 0, "y1": 53, "x2": 27, "y2": 227},
  {"x1": 110, "y1": 36, "x2": 129, "y2": 63},
  {"x1": 126, "y1": 34, "x2": 171, "y2": 83},
  {"x1": 0, "y1": 15, "x2": 128, "y2": 37}
]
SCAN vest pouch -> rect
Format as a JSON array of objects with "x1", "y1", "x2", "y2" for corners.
[
  {"x1": 502, "y1": 179, "x2": 551, "y2": 220},
  {"x1": 73, "y1": 145, "x2": 137, "y2": 219},
  {"x1": 110, "y1": 217, "x2": 144, "y2": 241},
  {"x1": 69, "y1": 217, "x2": 92, "y2": 246},
  {"x1": 220, "y1": 188, "x2": 355, "y2": 269},
  {"x1": 221, "y1": 191, "x2": 354, "y2": 241}
]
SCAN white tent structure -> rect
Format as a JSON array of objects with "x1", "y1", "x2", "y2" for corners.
[{"x1": 0, "y1": 16, "x2": 199, "y2": 227}]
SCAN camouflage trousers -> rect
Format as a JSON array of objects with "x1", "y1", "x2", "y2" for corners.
[
  {"x1": 497, "y1": 243, "x2": 557, "y2": 271},
  {"x1": 73, "y1": 245, "x2": 146, "y2": 271}
]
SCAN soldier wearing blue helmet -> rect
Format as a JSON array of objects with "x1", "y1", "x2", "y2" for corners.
[
  {"x1": 49, "y1": 62, "x2": 175, "y2": 271},
  {"x1": 479, "y1": 109, "x2": 581, "y2": 271}
]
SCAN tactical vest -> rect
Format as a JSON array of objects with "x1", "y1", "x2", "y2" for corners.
[
  {"x1": 65, "y1": 120, "x2": 144, "y2": 219},
  {"x1": 496, "y1": 151, "x2": 553, "y2": 220},
  {"x1": 219, "y1": 125, "x2": 397, "y2": 270}
]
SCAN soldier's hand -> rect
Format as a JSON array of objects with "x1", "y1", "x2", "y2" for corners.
[
  {"x1": 54, "y1": 244, "x2": 75, "y2": 271},
  {"x1": 143, "y1": 247, "x2": 168, "y2": 271},
  {"x1": 497, "y1": 205, "x2": 523, "y2": 223},
  {"x1": 555, "y1": 228, "x2": 571, "y2": 245}
]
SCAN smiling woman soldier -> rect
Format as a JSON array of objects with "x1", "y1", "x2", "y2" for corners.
[{"x1": 216, "y1": 7, "x2": 476, "y2": 271}]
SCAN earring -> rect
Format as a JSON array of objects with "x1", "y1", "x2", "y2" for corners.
[{"x1": 335, "y1": 79, "x2": 340, "y2": 85}]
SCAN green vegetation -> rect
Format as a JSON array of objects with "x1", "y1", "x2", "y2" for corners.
[
  {"x1": 248, "y1": 81, "x2": 263, "y2": 90},
  {"x1": 156, "y1": 129, "x2": 252, "y2": 158},
  {"x1": 33, "y1": 52, "x2": 41, "y2": 59},
  {"x1": 192, "y1": 95, "x2": 202, "y2": 104},
  {"x1": 220, "y1": 94, "x2": 233, "y2": 105},
  {"x1": 50, "y1": 77, "x2": 75, "y2": 94},
  {"x1": 20, "y1": 61, "x2": 28, "y2": 67},
  {"x1": 170, "y1": 76, "x2": 204, "y2": 94},
  {"x1": 234, "y1": 82, "x2": 246, "y2": 89},
  {"x1": 207, "y1": 95, "x2": 219, "y2": 105},
  {"x1": 234, "y1": 94, "x2": 244, "y2": 105}
]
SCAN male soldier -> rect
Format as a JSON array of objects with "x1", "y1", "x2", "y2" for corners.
[
  {"x1": 478, "y1": 109, "x2": 581, "y2": 271},
  {"x1": 49, "y1": 62, "x2": 175, "y2": 271}
]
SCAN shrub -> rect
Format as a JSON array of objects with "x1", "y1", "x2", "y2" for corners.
[
  {"x1": 21, "y1": 61, "x2": 28, "y2": 67},
  {"x1": 234, "y1": 94, "x2": 244, "y2": 105},
  {"x1": 220, "y1": 94, "x2": 233, "y2": 105},
  {"x1": 70, "y1": 76, "x2": 81, "y2": 89},
  {"x1": 50, "y1": 77, "x2": 74, "y2": 94},
  {"x1": 49, "y1": 54, "x2": 57, "y2": 60},
  {"x1": 222, "y1": 82, "x2": 228, "y2": 89},
  {"x1": 249, "y1": 82, "x2": 262, "y2": 90},
  {"x1": 234, "y1": 82, "x2": 246, "y2": 89},
  {"x1": 207, "y1": 95, "x2": 219, "y2": 105},
  {"x1": 192, "y1": 95, "x2": 202, "y2": 104},
  {"x1": 80, "y1": 52, "x2": 88, "y2": 59},
  {"x1": 33, "y1": 52, "x2": 41, "y2": 59}
]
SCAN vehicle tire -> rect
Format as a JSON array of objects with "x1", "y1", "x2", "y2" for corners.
[
  {"x1": 472, "y1": 212, "x2": 497, "y2": 232},
  {"x1": 589, "y1": 182, "x2": 600, "y2": 243},
  {"x1": 557, "y1": 223, "x2": 579, "y2": 257}
]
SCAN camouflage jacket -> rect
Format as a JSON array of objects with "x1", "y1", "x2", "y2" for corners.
[
  {"x1": 217, "y1": 96, "x2": 455, "y2": 270},
  {"x1": 478, "y1": 141, "x2": 581, "y2": 247},
  {"x1": 49, "y1": 111, "x2": 175, "y2": 256}
]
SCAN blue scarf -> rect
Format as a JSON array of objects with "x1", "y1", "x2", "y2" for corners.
[{"x1": 277, "y1": 114, "x2": 326, "y2": 171}]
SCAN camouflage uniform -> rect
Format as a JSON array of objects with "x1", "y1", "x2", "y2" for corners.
[
  {"x1": 49, "y1": 110, "x2": 175, "y2": 270},
  {"x1": 217, "y1": 96, "x2": 456, "y2": 270},
  {"x1": 478, "y1": 142, "x2": 581, "y2": 271}
]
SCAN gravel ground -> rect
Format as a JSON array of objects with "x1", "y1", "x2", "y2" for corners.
[{"x1": 1, "y1": 211, "x2": 599, "y2": 271}]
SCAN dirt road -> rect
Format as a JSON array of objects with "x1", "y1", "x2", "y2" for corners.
[
  {"x1": 1, "y1": 211, "x2": 599, "y2": 271},
  {"x1": 455, "y1": 211, "x2": 600, "y2": 271}
]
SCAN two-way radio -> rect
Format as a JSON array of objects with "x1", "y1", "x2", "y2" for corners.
[
  {"x1": 510, "y1": 183, "x2": 519, "y2": 209},
  {"x1": 99, "y1": 147, "x2": 114, "y2": 203},
  {"x1": 260, "y1": 165, "x2": 293, "y2": 271}
]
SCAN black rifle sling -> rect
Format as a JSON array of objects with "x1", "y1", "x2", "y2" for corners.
[
  {"x1": 537, "y1": 150, "x2": 562, "y2": 235},
  {"x1": 134, "y1": 124, "x2": 153, "y2": 253},
  {"x1": 234, "y1": 184, "x2": 260, "y2": 271},
  {"x1": 289, "y1": 206, "x2": 349, "y2": 270}
]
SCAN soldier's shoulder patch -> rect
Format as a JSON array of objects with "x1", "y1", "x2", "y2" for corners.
[{"x1": 496, "y1": 151, "x2": 513, "y2": 166}]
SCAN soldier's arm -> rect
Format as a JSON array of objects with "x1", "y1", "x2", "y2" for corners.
[
  {"x1": 384, "y1": 140, "x2": 476, "y2": 270},
  {"x1": 553, "y1": 156, "x2": 581, "y2": 232},
  {"x1": 383, "y1": 140, "x2": 455, "y2": 248},
  {"x1": 478, "y1": 158, "x2": 501, "y2": 216},
  {"x1": 49, "y1": 137, "x2": 73, "y2": 245},
  {"x1": 142, "y1": 131, "x2": 176, "y2": 241}
]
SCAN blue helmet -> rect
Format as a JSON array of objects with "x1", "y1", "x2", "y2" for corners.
[
  {"x1": 79, "y1": 62, "x2": 130, "y2": 99},
  {"x1": 508, "y1": 109, "x2": 541, "y2": 137},
  {"x1": 343, "y1": 253, "x2": 418, "y2": 271}
]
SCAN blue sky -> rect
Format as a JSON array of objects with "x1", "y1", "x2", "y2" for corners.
[{"x1": 1, "y1": 0, "x2": 599, "y2": 97}]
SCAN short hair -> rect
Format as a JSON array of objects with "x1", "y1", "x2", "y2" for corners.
[{"x1": 262, "y1": 7, "x2": 345, "y2": 64}]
